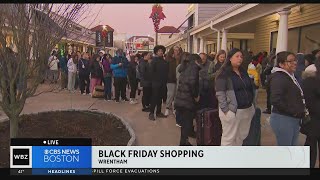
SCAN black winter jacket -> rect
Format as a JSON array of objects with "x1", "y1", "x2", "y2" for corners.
[
  {"x1": 174, "y1": 61, "x2": 200, "y2": 111},
  {"x1": 270, "y1": 67, "x2": 305, "y2": 118},
  {"x1": 138, "y1": 59, "x2": 152, "y2": 87},
  {"x1": 150, "y1": 56, "x2": 169, "y2": 88},
  {"x1": 300, "y1": 65, "x2": 320, "y2": 137},
  {"x1": 90, "y1": 60, "x2": 103, "y2": 79}
]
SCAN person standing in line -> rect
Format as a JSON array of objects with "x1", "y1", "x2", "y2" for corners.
[
  {"x1": 67, "y1": 53, "x2": 77, "y2": 93},
  {"x1": 89, "y1": 54, "x2": 103, "y2": 94},
  {"x1": 111, "y1": 49, "x2": 129, "y2": 103},
  {"x1": 175, "y1": 52, "x2": 190, "y2": 127},
  {"x1": 174, "y1": 54, "x2": 201, "y2": 145},
  {"x1": 208, "y1": 50, "x2": 226, "y2": 109},
  {"x1": 139, "y1": 52, "x2": 153, "y2": 112},
  {"x1": 208, "y1": 50, "x2": 226, "y2": 81},
  {"x1": 165, "y1": 45, "x2": 182, "y2": 117},
  {"x1": 48, "y1": 50, "x2": 59, "y2": 84},
  {"x1": 58, "y1": 52, "x2": 68, "y2": 90},
  {"x1": 263, "y1": 55, "x2": 276, "y2": 114},
  {"x1": 102, "y1": 53, "x2": 113, "y2": 101},
  {"x1": 198, "y1": 52, "x2": 212, "y2": 109},
  {"x1": 247, "y1": 62, "x2": 260, "y2": 107},
  {"x1": 74, "y1": 51, "x2": 81, "y2": 90},
  {"x1": 269, "y1": 51, "x2": 305, "y2": 146},
  {"x1": 215, "y1": 48, "x2": 255, "y2": 146},
  {"x1": 78, "y1": 52, "x2": 90, "y2": 95},
  {"x1": 301, "y1": 58, "x2": 320, "y2": 168},
  {"x1": 149, "y1": 45, "x2": 169, "y2": 121},
  {"x1": 128, "y1": 54, "x2": 139, "y2": 104}
]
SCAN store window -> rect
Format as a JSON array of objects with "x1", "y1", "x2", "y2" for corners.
[
  {"x1": 270, "y1": 27, "x2": 299, "y2": 53},
  {"x1": 300, "y1": 23, "x2": 320, "y2": 54},
  {"x1": 270, "y1": 23, "x2": 320, "y2": 54}
]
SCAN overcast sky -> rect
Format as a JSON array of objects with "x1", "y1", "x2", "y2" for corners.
[{"x1": 80, "y1": 4, "x2": 189, "y2": 36}]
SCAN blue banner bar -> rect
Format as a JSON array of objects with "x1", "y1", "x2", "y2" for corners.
[{"x1": 32, "y1": 146, "x2": 91, "y2": 168}]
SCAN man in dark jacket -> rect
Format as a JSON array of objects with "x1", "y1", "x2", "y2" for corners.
[
  {"x1": 149, "y1": 45, "x2": 169, "y2": 121},
  {"x1": 111, "y1": 49, "x2": 129, "y2": 103},
  {"x1": 199, "y1": 53, "x2": 211, "y2": 109},
  {"x1": 139, "y1": 52, "x2": 152, "y2": 111}
]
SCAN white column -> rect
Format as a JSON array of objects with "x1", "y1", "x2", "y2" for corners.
[
  {"x1": 216, "y1": 30, "x2": 221, "y2": 52},
  {"x1": 276, "y1": 9, "x2": 290, "y2": 54},
  {"x1": 204, "y1": 39, "x2": 207, "y2": 54},
  {"x1": 221, "y1": 28, "x2": 228, "y2": 52},
  {"x1": 199, "y1": 37, "x2": 204, "y2": 53},
  {"x1": 193, "y1": 35, "x2": 197, "y2": 53},
  {"x1": 83, "y1": 45, "x2": 87, "y2": 53}
]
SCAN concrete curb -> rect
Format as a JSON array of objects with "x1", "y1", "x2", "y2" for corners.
[{"x1": 0, "y1": 109, "x2": 136, "y2": 146}]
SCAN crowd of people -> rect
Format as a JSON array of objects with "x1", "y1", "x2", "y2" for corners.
[{"x1": 47, "y1": 45, "x2": 320, "y2": 168}]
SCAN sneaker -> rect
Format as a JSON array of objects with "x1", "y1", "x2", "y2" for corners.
[
  {"x1": 263, "y1": 109, "x2": 271, "y2": 114},
  {"x1": 82, "y1": 93, "x2": 86, "y2": 95},
  {"x1": 130, "y1": 100, "x2": 138, "y2": 104},
  {"x1": 164, "y1": 109, "x2": 169, "y2": 116},
  {"x1": 149, "y1": 114, "x2": 155, "y2": 121},
  {"x1": 142, "y1": 107, "x2": 150, "y2": 112},
  {"x1": 176, "y1": 124, "x2": 182, "y2": 128},
  {"x1": 123, "y1": 97, "x2": 130, "y2": 102},
  {"x1": 156, "y1": 113, "x2": 167, "y2": 118},
  {"x1": 115, "y1": 100, "x2": 120, "y2": 103}
]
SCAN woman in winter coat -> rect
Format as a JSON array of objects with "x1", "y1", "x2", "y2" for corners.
[
  {"x1": 90, "y1": 54, "x2": 103, "y2": 93},
  {"x1": 102, "y1": 54, "x2": 113, "y2": 101},
  {"x1": 269, "y1": 51, "x2": 305, "y2": 146},
  {"x1": 215, "y1": 48, "x2": 255, "y2": 146},
  {"x1": 174, "y1": 54, "x2": 201, "y2": 146},
  {"x1": 301, "y1": 59, "x2": 320, "y2": 168},
  {"x1": 175, "y1": 52, "x2": 190, "y2": 127}
]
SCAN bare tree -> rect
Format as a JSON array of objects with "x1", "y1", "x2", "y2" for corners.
[{"x1": 0, "y1": 4, "x2": 89, "y2": 138}]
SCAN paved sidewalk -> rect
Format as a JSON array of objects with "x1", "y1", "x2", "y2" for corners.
[
  {"x1": 0, "y1": 85, "x2": 306, "y2": 146},
  {"x1": 0, "y1": 85, "x2": 317, "y2": 167}
]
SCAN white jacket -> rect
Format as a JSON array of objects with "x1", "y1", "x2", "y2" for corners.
[{"x1": 67, "y1": 58, "x2": 77, "y2": 73}]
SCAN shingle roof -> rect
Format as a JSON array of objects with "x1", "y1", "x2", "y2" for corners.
[{"x1": 158, "y1": 26, "x2": 180, "y2": 33}]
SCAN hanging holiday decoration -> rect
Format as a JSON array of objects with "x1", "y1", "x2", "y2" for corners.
[{"x1": 149, "y1": 4, "x2": 166, "y2": 32}]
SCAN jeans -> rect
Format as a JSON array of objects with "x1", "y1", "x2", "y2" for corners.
[
  {"x1": 166, "y1": 83, "x2": 176, "y2": 109},
  {"x1": 68, "y1": 72, "x2": 76, "y2": 91},
  {"x1": 103, "y1": 77, "x2": 112, "y2": 99},
  {"x1": 270, "y1": 113, "x2": 300, "y2": 146},
  {"x1": 90, "y1": 78, "x2": 102, "y2": 93},
  {"x1": 114, "y1": 77, "x2": 127, "y2": 101}
]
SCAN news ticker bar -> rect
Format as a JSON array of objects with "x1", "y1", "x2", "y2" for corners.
[{"x1": 9, "y1": 168, "x2": 311, "y2": 175}]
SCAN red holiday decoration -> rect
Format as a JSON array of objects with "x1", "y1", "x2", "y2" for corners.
[
  {"x1": 101, "y1": 30, "x2": 107, "y2": 38},
  {"x1": 149, "y1": 4, "x2": 166, "y2": 32}
]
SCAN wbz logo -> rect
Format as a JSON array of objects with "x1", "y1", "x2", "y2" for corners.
[{"x1": 12, "y1": 149, "x2": 30, "y2": 165}]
